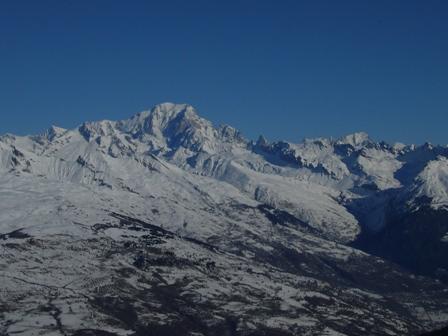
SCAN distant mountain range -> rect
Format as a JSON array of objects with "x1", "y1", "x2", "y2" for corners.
[{"x1": 1, "y1": 103, "x2": 448, "y2": 335}]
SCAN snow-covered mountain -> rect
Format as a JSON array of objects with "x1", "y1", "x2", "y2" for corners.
[{"x1": 1, "y1": 103, "x2": 448, "y2": 336}]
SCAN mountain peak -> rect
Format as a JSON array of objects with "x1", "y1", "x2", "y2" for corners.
[
  {"x1": 36, "y1": 125, "x2": 68, "y2": 142},
  {"x1": 143, "y1": 102, "x2": 197, "y2": 120},
  {"x1": 150, "y1": 102, "x2": 199, "y2": 127},
  {"x1": 118, "y1": 103, "x2": 199, "y2": 135},
  {"x1": 46, "y1": 125, "x2": 67, "y2": 140},
  {"x1": 256, "y1": 135, "x2": 269, "y2": 147},
  {"x1": 154, "y1": 102, "x2": 193, "y2": 112},
  {"x1": 78, "y1": 120, "x2": 117, "y2": 141},
  {"x1": 338, "y1": 132, "x2": 371, "y2": 147}
]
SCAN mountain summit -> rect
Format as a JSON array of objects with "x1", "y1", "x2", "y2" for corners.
[{"x1": 1, "y1": 103, "x2": 448, "y2": 336}]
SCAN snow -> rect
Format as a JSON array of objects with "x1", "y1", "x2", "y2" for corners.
[
  {"x1": 337, "y1": 132, "x2": 371, "y2": 148},
  {"x1": 1, "y1": 102, "x2": 448, "y2": 335},
  {"x1": 356, "y1": 147, "x2": 403, "y2": 190},
  {"x1": 412, "y1": 156, "x2": 448, "y2": 209}
]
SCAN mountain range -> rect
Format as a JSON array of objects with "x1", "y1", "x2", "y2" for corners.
[{"x1": 1, "y1": 103, "x2": 448, "y2": 336}]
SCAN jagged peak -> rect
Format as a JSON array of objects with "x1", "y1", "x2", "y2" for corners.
[
  {"x1": 337, "y1": 132, "x2": 371, "y2": 148},
  {"x1": 422, "y1": 142, "x2": 434, "y2": 150},
  {"x1": 411, "y1": 155, "x2": 448, "y2": 208},
  {"x1": 153, "y1": 102, "x2": 195, "y2": 115},
  {"x1": 78, "y1": 120, "x2": 117, "y2": 141},
  {"x1": 118, "y1": 103, "x2": 202, "y2": 135},
  {"x1": 302, "y1": 137, "x2": 332, "y2": 148},
  {"x1": 44, "y1": 125, "x2": 67, "y2": 141},
  {"x1": 57, "y1": 103, "x2": 247, "y2": 154},
  {"x1": 30, "y1": 125, "x2": 68, "y2": 143},
  {"x1": 256, "y1": 135, "x2": 269, "y2": 147},
  {"x1": 217, "y1": 124, "x2": 246, "y2": 144},
  {"x1": 146, "y1": 103, "x2": 198, "y2": 126},
  {"x1": 149, "y1": 102, "x2": 197, "y2": 119}
]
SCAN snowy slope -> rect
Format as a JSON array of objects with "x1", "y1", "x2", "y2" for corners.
[{"x1": 409, "y1": 156, "x2": 448, "y2": 210}]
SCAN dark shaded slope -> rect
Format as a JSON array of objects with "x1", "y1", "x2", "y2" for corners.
[{"x1": 353, "y1": 204, "x2": 448, "y2": 281}]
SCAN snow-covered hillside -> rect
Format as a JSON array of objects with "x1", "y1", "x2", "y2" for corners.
[
  {"x1": 1, "y1": 103, "x2": 448, "y2": 336},
  {"x1": 410, "y1": 156, "x2": 448, "y2": 209}
]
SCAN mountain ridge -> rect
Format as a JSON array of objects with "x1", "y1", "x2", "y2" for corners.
[{"x1": 1, "y1": 102, "x2": 448, "y2": 336}]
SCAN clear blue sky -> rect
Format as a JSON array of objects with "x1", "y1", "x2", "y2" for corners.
[{"x1": 1, "y1": 0, "x2": 447, "y2": 145}]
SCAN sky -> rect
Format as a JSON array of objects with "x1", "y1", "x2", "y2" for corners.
[{"x1": 0, "y1": 0, "x2": 447, "y2": 145}]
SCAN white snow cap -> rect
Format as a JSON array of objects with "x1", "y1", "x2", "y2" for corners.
[
  {"x1": 43, "y1": 125, "x2": 67, "y2": 141},
  {"x1": 118, "y1": 103, "x2": 199, "y2": 135},
  {"x1": 338, "y1": 132, "x2": 370, "y2": 147}
]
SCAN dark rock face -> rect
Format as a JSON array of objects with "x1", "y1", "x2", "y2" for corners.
[
  {"x1": 353, "y1": 205, "x2": 448, "y2": 281},
  {"x1": 419, "y1": 326, "x2": 448, "y2": 336}
]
